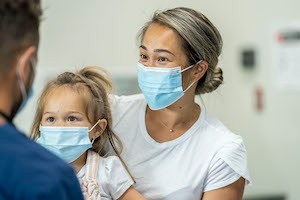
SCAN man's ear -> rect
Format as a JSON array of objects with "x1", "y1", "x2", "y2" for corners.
[
  {"x1": 17, "y1": 46, "x2": 37, "y2": 82},
  {"x1": 192, "y1": 60, "x2": 208, "y2": 82},
  {"x1": 92, "y1": 119, "x2": 108, "y2": 140}
]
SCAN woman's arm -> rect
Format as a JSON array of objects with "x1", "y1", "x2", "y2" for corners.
[
  {"x1": 118, "y1": 186, "x2": 146, "y2": 200},
  {"x1": 202, "y1": 177, "x2": 245, "y2": 200}
]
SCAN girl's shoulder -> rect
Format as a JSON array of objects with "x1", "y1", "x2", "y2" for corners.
[
  {"x1": 98, "y1": 156, "x2": 134, "y2": 199},
  {"x1": 99, "y1": 155, "x2": 125, "y2": 174},
  {"x1": 78, "y1": 152, "x2": 134, "y2": 199}
]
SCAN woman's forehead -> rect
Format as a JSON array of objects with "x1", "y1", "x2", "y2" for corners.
[{"x1": 142, "y1": 23, "x2": 183, "y2": 53}]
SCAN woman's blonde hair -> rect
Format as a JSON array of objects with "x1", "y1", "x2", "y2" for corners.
[
  {"x1": 138, "y1": 7, "x2": 223, "y2": 94},
  {"x1": 30, "y1": 66, "x2": 133, "y2": 179}
]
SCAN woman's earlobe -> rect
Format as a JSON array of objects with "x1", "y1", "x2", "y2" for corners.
[
  {"x1": 193, "y1": 61, "x2": 207, "y2": 79},
  {"x1": 198, "y1": 61, "x2": 209, "y2": 72}
]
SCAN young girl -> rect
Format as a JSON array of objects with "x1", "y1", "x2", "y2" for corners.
[{"x1": 30, "y1": 66, "x2": 144, "y2": 200}]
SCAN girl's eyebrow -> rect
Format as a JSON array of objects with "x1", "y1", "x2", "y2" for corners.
[
  {"x1": 67, "y1": 111, "x2": 84, "y2": 115},
  {"x1": 43, "y1": 111, "x2": 84, "y2": 115},
  {"x1": 43, "y1": 112, "x2": 54, "y2": 115}
]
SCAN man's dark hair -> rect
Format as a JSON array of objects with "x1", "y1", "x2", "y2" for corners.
[{"x1": 0, "y1": 0, "x2": 42, "y2": 73}]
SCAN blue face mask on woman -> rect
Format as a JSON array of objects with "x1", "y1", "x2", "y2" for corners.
[
  {"x1": 36, "y1": 120, "x2": 100, "y2": 163},
  {"x1": 137, "y1": 62, "x2": 197, "y2": 110}
]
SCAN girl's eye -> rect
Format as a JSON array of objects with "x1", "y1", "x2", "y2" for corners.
[
  {"x1": 67, "y1": 116, "x2": 78, "y2": 122},
  {"x1": 140, "y1": 54, "x2": 147, "y2": 60},
  {"x1": 158, "y1": 57, "x2": 169, "y2": 62},
  {"x1": 46, "y1": 117, "x2": 55, "y2": 123}
]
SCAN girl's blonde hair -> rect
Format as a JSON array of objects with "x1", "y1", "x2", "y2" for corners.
[{"x1": 30, "y1": 66, "x2": 133, "y2": 179}]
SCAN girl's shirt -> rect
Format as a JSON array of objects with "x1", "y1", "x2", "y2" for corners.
[{"x1": 77, "y1": 151, "x2": 134, "y2": 200}]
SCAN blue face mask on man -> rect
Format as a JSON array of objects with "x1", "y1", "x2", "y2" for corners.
[
  {"x1": 137, "y1": 62, "x2": 197, "y2": 110},
  {"x1": 7, "y1": 58, "x2": 36, "y2": 122},
  {"x1": 16, "y1": 58, "x2": 36, "y2": 112},
  {"x1": 36, "y1": 120, "x2": 100, "y2": 163}
]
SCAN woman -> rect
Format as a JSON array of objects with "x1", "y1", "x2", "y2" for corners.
[{"x1": 110, "y1": 7, "x2": 251, "y2": 200}]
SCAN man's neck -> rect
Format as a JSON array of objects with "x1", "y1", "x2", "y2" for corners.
[{"x1": 0, "y1": 82, "x2": 14, "y2": 125}]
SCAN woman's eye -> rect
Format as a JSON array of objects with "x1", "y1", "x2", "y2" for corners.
[
  {"x1": 46, "y1": 117, "x2": 55, "y2": 123},
  {"x1": 140, "y1": 54, "x2": 147, "y2": 60},
  {"x1": 67, "y1": 116, "x2": 78, "y2": 122},
  {"x1": 158, "y1": 57, "x2": 169, "y2": 62}
]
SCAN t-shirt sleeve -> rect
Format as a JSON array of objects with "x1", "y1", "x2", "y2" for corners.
[
  {"x1": 203, "y1": 136, "x2": 251, "y2": 192},
  {"x1": 108, "y1": 94, "x2": 123, "y2": 128},
  {"x1": 103, "y1": 156, "x2": 134, "y2": 199}
]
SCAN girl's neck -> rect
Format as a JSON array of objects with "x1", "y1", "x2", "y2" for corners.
[{"x1": 71, "y1": 151, "x2": 87, "y2": 174}]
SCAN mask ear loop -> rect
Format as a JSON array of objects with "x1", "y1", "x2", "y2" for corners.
[
  {"x1": 183, "y1": 81, "x2": 196, "y2": 92},
  {"x1": 16, "y1": 64, "x2": 28, "y2": 101},
  {"x1": 88, "y1": 119, "x2": 102, "y2": 144},
  {"x1": 88, "y1": 119, "x2": 101, "y2": 132},
  {"x1": 16, "y1": 57, "x2": 37, "y2": 102},
  {"x1": 180, "y1": 60, "x2": 202, "y2": 73},
  {"x1": 182, "y1": 60, "x2": 203, "y2": 92}
]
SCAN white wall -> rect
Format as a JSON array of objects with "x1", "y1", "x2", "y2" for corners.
[{"x1": 14, "y1": 0, "x2": 300, "y2": 199}]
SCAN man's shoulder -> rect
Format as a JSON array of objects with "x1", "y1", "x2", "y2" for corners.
[
  {"x1": 0, "y1": 123, "x2": 83, "y2": 199},
  {"x1": 0, "y1": 123, "x2": 75, "y2": 175}
]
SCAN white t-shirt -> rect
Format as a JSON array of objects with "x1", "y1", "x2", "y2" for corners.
[
  {"x1": 110, "y1": 94, "x2": 251, "y2": 200},
  {"x1": 77, "y1": 156, "x2": 134, "y2": 200}
]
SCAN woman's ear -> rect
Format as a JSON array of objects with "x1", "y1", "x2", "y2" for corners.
[
  {"x1": 192, "y1": 60, "x2": 208, "y2": 82},
  {"x1": 91, "y1": 119, "x2": 107, "y2": 140}
]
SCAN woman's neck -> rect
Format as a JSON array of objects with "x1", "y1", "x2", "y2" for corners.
[
  {"x1": 153, "y1": 103, "x2": 198, "y2": 124},
  {"x1": 148, "y1": 91, "x2": 200, "y2": 127},
  {"x1": 146, "y1": 92, "x2": 201, "y2": 141}
]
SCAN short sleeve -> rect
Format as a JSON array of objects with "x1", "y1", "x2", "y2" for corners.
[
  {"x1": 104, "y1": 157, "x2": 134, "y2": 199},
  {"x1": 204, "y1": 136, "x2": 251, "y2": 192}
]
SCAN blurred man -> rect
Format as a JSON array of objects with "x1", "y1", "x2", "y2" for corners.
[{"x1": 0, "y1": 1, "x2": 83, "y2": 199}]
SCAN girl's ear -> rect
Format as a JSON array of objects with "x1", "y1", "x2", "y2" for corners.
[
  {"x1": 98, "y1": 119, "x2": 107, "y2": 135},
  {"x1": 91, "y1": 119, "x2": 107, "y2": 140}
]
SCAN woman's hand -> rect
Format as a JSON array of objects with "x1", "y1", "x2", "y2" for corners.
[{"x1": 202, "y1": 177, "x2": 245, "y2": 200}]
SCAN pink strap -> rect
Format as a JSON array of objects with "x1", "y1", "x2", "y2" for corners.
[{"x1": 80, "y1": 150, "x2": 101, "y2": 200}]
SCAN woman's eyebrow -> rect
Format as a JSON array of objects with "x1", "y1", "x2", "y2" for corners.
[
  {"x1": 139, "y1": 45, "x2": 175, "y2": 56},
  {"x1": 154, "y1": 49, "x2": 175, "y2": 56}
]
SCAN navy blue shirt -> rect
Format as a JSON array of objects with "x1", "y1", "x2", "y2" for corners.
[{"x1": 0, "y1": 123, "x2": 84, "y2": 200}]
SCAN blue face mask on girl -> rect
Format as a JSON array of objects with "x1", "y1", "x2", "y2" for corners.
[
  {"x1": 137, "y1": 62, "x2": 198, "y2": 110},
  {"x1": 36, "y1": 120, "x2": 100, "y2": 163}
]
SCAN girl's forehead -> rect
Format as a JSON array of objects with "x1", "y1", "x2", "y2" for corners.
[{"x1": 43, "y1": 86, "x2": 87, "y2": 113}]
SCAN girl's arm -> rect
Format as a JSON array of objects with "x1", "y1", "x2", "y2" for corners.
[
  {"x1": 201, "y1": 177, "x2": 245, "y2": 200},
  {"x1": 118, "y1": 186, "x2": 146, "y2": 200}
]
